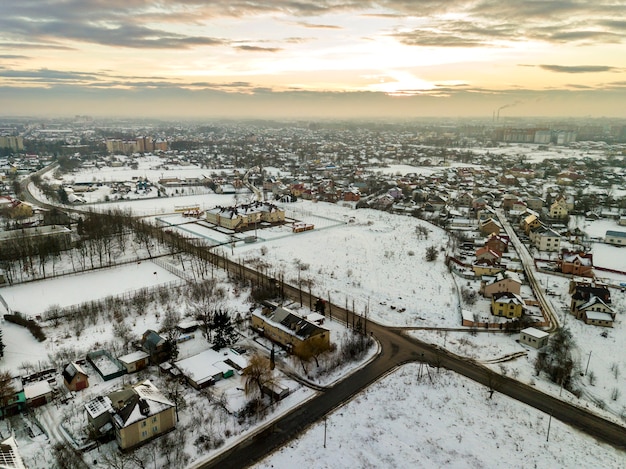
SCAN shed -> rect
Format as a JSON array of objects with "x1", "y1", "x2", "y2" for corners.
[
  {"x1": 24, "y1": 381, "x2": 53, "y2": 408},
  {"x1": 118, "y1": 351, "x2": 150, "y2": 374},
  {"x1": 519, "y1": 327, "x2": 549, "y2": 349}
]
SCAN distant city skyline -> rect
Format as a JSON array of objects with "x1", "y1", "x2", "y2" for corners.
[{"x1": 2, "y1": 1, "x2": 626, "y2": 119}]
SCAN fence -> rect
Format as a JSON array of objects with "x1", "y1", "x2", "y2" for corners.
[
  {"x1": 43, "y1": 279, "x2": 186, "y2": 321},
  {"x1": 151, "y1": 257, "x2": 195, "y2": 282}
]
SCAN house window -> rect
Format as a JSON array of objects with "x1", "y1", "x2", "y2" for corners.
[
  {"x1": 152, "y1": 426, "x2": 159, "y2": 433},
  {"x1": 141, "y1": 430, "x2": 148, "y2": 439},
  {"x1": 142, "y1": 421, "x2": 147, "y2": 427},
  {"x1": 152, "y1": 416, "x2": 158, "y2": 423}
]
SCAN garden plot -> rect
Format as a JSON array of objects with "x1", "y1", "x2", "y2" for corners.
[{"x1": 0, "y1": 261, "x2": 181, "y2": 317}]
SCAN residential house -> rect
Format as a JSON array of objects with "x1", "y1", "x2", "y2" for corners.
[
  {"x1": 481, "y1": 271, "x2": 522, "y2": 298},
  {"x1": 491, "y1": 291, "x2": 525, "y2": 319},
  {"x1": 479, "y1": 218, "x2": 502, "y2": 236},
  {"x1": 475, "y1": 246, "x2": 502, "y2": 265},
  {"x1": 140, "y1": 330, "x2": 171, "y2": 364},
  {"x1": 62, "y1": 362, "x2": 89, "y2": 392},
  {"x1": 174, "y1": 349, "x2": 241, "y2": 389},
  {"x1": 525, "y1": 197, "x2": 544, "y2": 212},
  {"x1": 456, "y1": 191, "x2": 474, "y2": 207},
  {"x1": 502, "y1": 194, "x2": 520, "y2": 210},
  {"x1": 519, "y1": 328, "x2": 549, "y2": 349},
  {"x1": 472, "y1": 197, "x2": 489, "y2": 211},
  {"x1": 485, "y1": 233, "x2": 510, "y2": 254},
  {"x1": 90, "y1": 380, "x2": 176, "y2": 451},
  {"x1": 529, "y1": 225, "x2": 561, "y2": 252},
  {"x1": 472, "y1": 262, "x2": 505, "y2": 277},
  {"x1": 558, "y1": 252, "x2": 593, "y2": 277},
  {"x1": 511, "y1": 200, "x2": 527, "y2": 212},
  {"x1": 342, "y1": 188, "x2": 361, "y2": 202},
  {"x1": 549, "y1": 195, "x2": 569, "y2": 219},
  {"x1": 521, "y1": 213, "x2": 542, "y2": 234},
  {"x1": 605, "y1": 230, "x2": 626, "y2": 246},
  {"x1": 252, "y1": 306, "x2": 331, "y2": 358},
  {"x1": 570, "y1": 281, "x2": 612, "y2": 324},
  {"x1": 576, "y1": 296, "x2": 615, "y2": 327}
]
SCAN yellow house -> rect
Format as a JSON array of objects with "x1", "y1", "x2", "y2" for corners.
[
  {"x1": 521, "y1": 214, "x2": 542, "y2": 234},
  {"x1": 472, "y1": 263, "x2": 505, "y2": 277},
  {"x1": 109, "y1": 380, "x2": 176, "y2": 450},
  {"x1": 205, "y1": 202, "x2": 284, "y2": 230},
  {"x1": 549, "y1": 197, "x2": 569, "y2": 219},
  {"x1": 252, "y1": 306, "x2": 330, "y2": 358},
  {"x1": 491, "y1": 292, "x2": 525, "y2": 318}
]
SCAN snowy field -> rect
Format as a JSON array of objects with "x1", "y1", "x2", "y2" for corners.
[
  {"x1": 0, "y1": 260, "x2": 181, "y2": 317},
  {"x1": 233, "y1": 200, "x2": 460, "y2": 328},
  {"x1": 258, "y1": 364, "x2": 625, "y2": 469}
]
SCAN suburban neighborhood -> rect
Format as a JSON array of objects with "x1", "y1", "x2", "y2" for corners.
[{"x1": 0, "y1": 117, "x2": 625, "y2": 468}]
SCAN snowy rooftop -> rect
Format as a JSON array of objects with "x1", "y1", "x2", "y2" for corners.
[
  {"x1": 23, "y1": 381, "x2": 52, "y2": 400},
  {"x1": 118, "y1": 350, "x2": 150, "y2": 364},
  {"x1": 520, "y1": 327, "x2": 549, "y2": 339}
]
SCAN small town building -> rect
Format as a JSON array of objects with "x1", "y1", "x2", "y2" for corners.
[
  {"x1": 252, "y1": 306, "x2": 331, "y2": 358},
  {"x1": 118, "y1": 351, "x2": 151, "y2": 374},
  {"x1": 491, "y1": 291, "x2": 525, "y2": 319},
  {"x1": 481, "y1": 272, "x2": 522, "y2": 298},
  {"x1": 519, "y1": 327, "x2": 549, "y2": 349},
  {"x1": 558, "y1": 252, "x2": 593, "y2": 277},
  {"x1": 62, "y1": 362, "x2": 89, "y2": 392},
  {"x1": 23, "y1": 381, "x2": 53, "y2": 408},
  {"x1": 605, "y1": 230, "x2": 626, "y2": 246},
  {"x1": 93, "y1": 380, "x2": 176, "y2": 451}
]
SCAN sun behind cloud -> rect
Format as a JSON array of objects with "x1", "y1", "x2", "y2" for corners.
[{"x1": 367, "y1": 71, "x2": 436, "y2": 96}]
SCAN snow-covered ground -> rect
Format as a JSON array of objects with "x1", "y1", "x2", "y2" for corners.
[
  {"x1": 0, "y1": 260, "x2": 181, "y2": 317},
  {"x1": 257, "y1": 365, "x2": 625, "y2": 469},
  {"x1": 233, "y1": 200, "x2": 459, "y2": 328}
]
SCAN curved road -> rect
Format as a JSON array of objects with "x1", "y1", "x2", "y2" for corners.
[{"x1": 195, "y1": 298, "x2": 626, "y2": 468}]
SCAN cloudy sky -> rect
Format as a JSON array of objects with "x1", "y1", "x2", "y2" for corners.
[{"x1": 1, "y1": 0, "x2": 626, "y2": 119}]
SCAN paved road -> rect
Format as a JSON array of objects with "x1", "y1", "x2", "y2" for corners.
[{"x1": 496, "y1": 208, "x2": 559, "y2": 331}]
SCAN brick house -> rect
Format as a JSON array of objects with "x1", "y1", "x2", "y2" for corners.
[{"x1": 558, "y1": 251, "x2": 593, "y2": 277}]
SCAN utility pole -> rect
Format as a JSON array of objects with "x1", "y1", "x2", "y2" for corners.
[
  {"x1": 546, "y1": 409, "x2": 553, "y2": 442},
  {"x1": 585, "y1": 350, "x2": 592, "y2": 375},
  {"x1": 323, "y1": 416, "x2": 327, "y2": 448}
]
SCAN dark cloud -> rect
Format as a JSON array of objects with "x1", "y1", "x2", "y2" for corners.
[
  {"x1": 235, "y1": 45, "x2": 283, "y2": 52},
  {"x1": 540, "y1": 64, "x2": 618, "y2": 73},
  {"x1": 0, "y1": 68, "x2": 102, "y2": 81},
  {"x1": 0, "y1": 54, "x2": 29, "y2": 59},
  {"x1": 2, "y1": 0, "x2": 626, "y2": 53}
]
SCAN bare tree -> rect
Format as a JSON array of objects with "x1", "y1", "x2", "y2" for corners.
[
  {"x1": 0, "y1": 370, "x2": 16, "y2": 417},
  {"x1": 243, "y1": 353, "x2": 276, "y2": 399}
]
